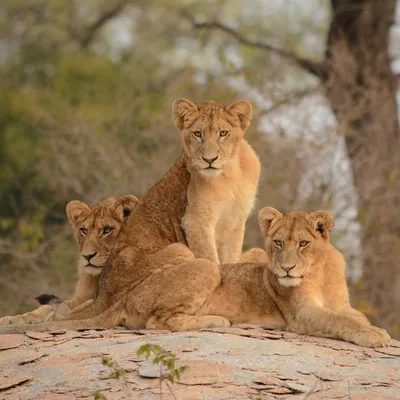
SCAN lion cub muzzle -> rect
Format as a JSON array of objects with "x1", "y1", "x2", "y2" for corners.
[
  {"x1": 276, "y1": 262, "x2": 304, "y2": 287},
  {"x1": 200, "y1": 142, "x2": 220, "y2": 174},
  {"x1": 202, "y1": 155, "x2": 218, "y2": 166}
]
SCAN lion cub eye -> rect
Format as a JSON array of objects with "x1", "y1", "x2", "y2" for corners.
[
  {"x1": 192, "y1": 131, "x2": 202, "y2": 138},
  {"x1": 299, "y1": 240, "x2": 309, "y2": 248},
  {"x1": 103, "y1": 227, "x2": 113, "y2": 235},
  {"x1": 219, "y1": 130, "x2": 229, "y2": 137},
  {"x1": 79, "y1": 228, "x2": 87, "y2": 237},
  {"x1": 273, "y1": 240, "x2": 282, "y2": 248}
]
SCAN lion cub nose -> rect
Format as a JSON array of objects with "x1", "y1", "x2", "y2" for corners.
[
  {"x1": 83, "y1": 252, "x2": 97, "y2": 261},
  {"x1": 202, "y1": 155, "x2": 218, "y2": 164},
  {"x1": 281, "y1": 264, "x2": 296, "y2": 272}
]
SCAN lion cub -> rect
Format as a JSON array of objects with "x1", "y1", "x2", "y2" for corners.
[
  {"x1": 173, "y1": 99, "x2": 260, "y2": 264},
  {"x1": 0, "y1": 195, "x2": 138, "y2": 326},
  {"x1": 255, "y1": 207, "x2": 391, "y2": 348}
]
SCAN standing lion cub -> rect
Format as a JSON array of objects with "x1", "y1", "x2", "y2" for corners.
[{"x1": 173, "y1": 99, "x2": 260, "y2": 264}]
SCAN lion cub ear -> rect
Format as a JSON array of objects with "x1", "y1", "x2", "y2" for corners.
[
  {"x1": 115, "y1": 195, "x2": 139, "y2": 220},
  {"x1": 226, "y1": 100, "x2": 252, "y2": 132},
  {"x1": 258, "y1": 207, "x2": 283, "y2": 237},
  {"x1": 172, "y1": 98, "x2": 198, "y2": 130},
  {"x1": 66, "y1": 201, "x2": 90, "y2": 226},
  {"x1": 308, "y1": 211, "x2": 334, "y2": 241}
]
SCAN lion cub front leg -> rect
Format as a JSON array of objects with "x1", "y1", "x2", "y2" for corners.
[
  {"x1": 218, "y1": 221, "x2": 246, "y2": 264},
  {"x1": 49, "y1": 299, "x2": 95, "y2": 321},
  {"x1": 182, "y1": 211, "x2": 219, "y2": 264},
  {"x1": 0, "y1": 305, "x2": 55, "y2": 326},
  {"x1": 43, "y1": 273, "x2": 100, "y2": 321},
  {"x1": 289, "y1": 306, "x2": 391, "y2": 348}
]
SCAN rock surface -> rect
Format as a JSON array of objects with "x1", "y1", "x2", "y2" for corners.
[{"x1": 0, "y1": 325, "x2": 399, "y2": 400}]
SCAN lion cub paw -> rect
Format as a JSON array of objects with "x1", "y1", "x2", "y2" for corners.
[{"x1": 352, "y1": 326, "x2": 391, "y2": 348}]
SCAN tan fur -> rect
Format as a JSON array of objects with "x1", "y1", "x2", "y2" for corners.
[
  {"x1": 257, "y1": 207, "x2": 391, "y2": 348},
  {"x1": 0, "y1": 195, "x2": 138, "y2": 326},
  {"x1": 0, "y1": 99, "x2": 260, "y2": 335},
  {"x1": 174, "y1": 99, "x2": 260, "y2": 264},
  {"x1": 0, "y1": 305, "x2": 55, "y2": 327}
]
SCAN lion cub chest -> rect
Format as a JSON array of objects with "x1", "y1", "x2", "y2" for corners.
[{"x1": 183, "y1": 171, "x2": 257, "y2": 264}]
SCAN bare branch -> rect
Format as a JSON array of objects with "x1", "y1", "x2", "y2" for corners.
[
  {"x1": 259, "y1": 86, "x2": 321, "y2": 115},
  {"x1": 181, "y1": 11, "x2": 328, "y2": 79},
  {"x1": 78, "y1": 0, "x2": 131, "y2": 49}
]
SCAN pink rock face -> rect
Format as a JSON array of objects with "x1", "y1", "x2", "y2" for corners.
[
  {"x1": 0, "y1": 334, "x2": 25, "y2": 351},
  {"x1": 0, "y1": 326, "x2": 399, "y2": 400}
]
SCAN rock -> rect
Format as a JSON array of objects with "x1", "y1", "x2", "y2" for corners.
[
  {"x1": 0, "y1": 334, "x2": 25, "y2": 350},
  {"x1": 18, "y1": 351, "x2": 47, "y2": 365},
  {"x1": 25, "y1": 331, "x2": 55, "y2": 341},
  {"x1": 0, "y1": 375, "x2": 31, "y2": 391},
  {"x1": 0, "y1": 325, "x2": 398, "y2": 399},
  {"x1": 375, "y1": 347, "x2": 400, "y2": 357}
]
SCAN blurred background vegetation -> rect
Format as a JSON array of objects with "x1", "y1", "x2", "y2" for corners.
[{"x1": 1, "y1": 0, "x2": 399, "y2": 338}]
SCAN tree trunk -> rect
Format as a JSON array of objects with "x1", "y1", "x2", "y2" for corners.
[{"x1": 324, "y1": 0, "x2": 400, "y2": 332}]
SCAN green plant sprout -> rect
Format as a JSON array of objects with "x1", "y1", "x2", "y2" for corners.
[
  {"x1": 101, "y1": 355, "x2": 126, "y2": 379},
  {"x1": 92, "y1": 355, "x2": 128, "y2": 399},
  {"x1": 137, "y1": 343, "x2": 186, "y2": 400}
]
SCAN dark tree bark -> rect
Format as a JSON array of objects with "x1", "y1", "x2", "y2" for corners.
[{"x1": 323, "y1": 0, "x2": 400, "y2": 331}]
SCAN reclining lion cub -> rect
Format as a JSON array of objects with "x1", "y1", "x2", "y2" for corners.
[
  {"x1": 0, "y1": 195, "x2": 138, "y2": 326},
  {"x1": 0, "y1": 98, "x2": 259, "y2": 334},
  {"x1": 254, "y1": 207, "x2": 391, "y2": 347}
]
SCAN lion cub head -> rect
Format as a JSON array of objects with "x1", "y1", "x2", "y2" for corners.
[
  {"x1": 172, "y1": 98, "x2": 252, "y2": 177},
  {"x1": 66, "y1": 195, "x2": 139, "y2": 276},
  {"x1": 259, "y1": 207, "x2": 334, "y2": 287}
]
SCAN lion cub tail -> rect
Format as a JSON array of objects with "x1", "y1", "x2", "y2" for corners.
[{"x1": 35, "y1": 294, "x2": 62, "y2": 306}]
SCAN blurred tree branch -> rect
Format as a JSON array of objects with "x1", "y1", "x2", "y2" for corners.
[
  {"x1": 68, "y1": 0, "x2": 132, "y2": 49},
  {"x1": 259, "y1": 86, "x2": 321, "y2": 115},
  {"x1": 180, "y1": 10, "x2": 328, "y2": 79}
]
